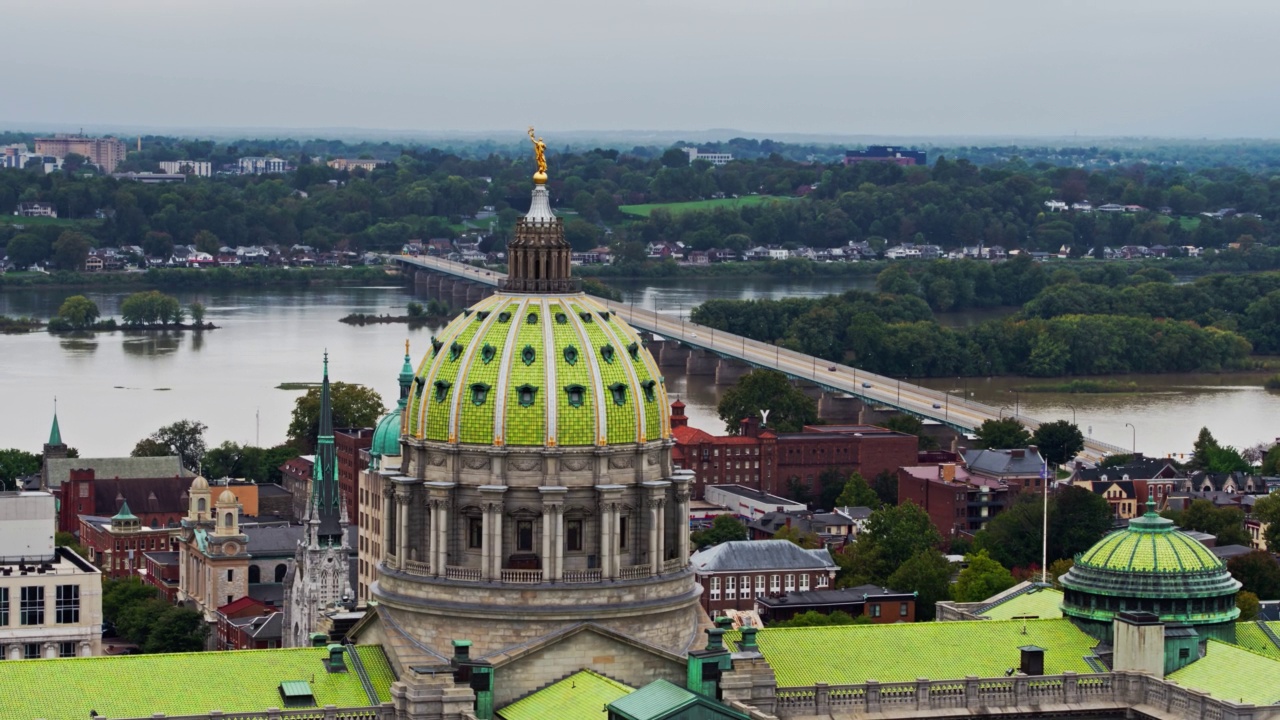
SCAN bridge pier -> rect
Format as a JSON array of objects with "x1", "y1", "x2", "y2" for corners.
[
  {"x1": 685, "y1": 350, "x2": 719, "y2": 376},
  {"x1": 714, "y1": 359, "x2": 751, "y2": 385},
  {"x1": 816, "y1": 392, "x2": 862, "y2": 423},
  {"x1": 654, "y1": 341, "x2": 691, "y2": 369}
]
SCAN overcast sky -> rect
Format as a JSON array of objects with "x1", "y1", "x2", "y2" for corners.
[{"x1": 4, "y1": 0, "x2": 1278, "y2": 139}]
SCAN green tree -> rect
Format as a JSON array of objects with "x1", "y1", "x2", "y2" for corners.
[
  {"x1": 1032, "y1": 420, "x2": 1085, "y2": 467},
  {"x1": 56, "y1": 295, "x2": 100, "y2": 330},
  {"x1": 1189, "y1": 427, "x2": 1220, "y2": 471},
  {"x1": 691, "y1": 515, "x2": 747, "y2": 548},
  {"x1": 5, "y1": 233, "x2": 49, "y2": 269},
  {"x1": 193, "y1": 230, "x2": 221, "y2": 255},
  {"x1": 872, "y1": 470, "x2": 898, "y2": 507},
  {"x1": 953, "y1": 550, "x2": 1017, "y2": 602},
  {"x1": 771, "y1": 610, "x2": 871, "y2": 628},
  {"x1": 773, "y1": 524, "x2": 822, "y2": 549},
  {"x1": 1238, "y1": 590, "x2": 1261, "y2": 621},
  {"x1": 189, "y1": 302, "x2": 206, "y2": 327},
  {"x1": 1048, "y1": 485, "x2": 1113, "y2": 562},
  {"x1": 287, "y1": 382, "x2": 386, "y2": 452},
  {"x1": 1263, "y1": 446, "x2": 1280, "y2": 476},
  {"x1": 837, "y1": 501, "x2": 941, "y2": 586},
  {"x1": 834, "y1": 472, "x2": 879, "y2": 509},
  {"x1": 1227, "y1": 551, "x2": 1280, "y2": 599},
  {"x1": 132, "y1": 419, "x2": 207, "y2": 470},
  {"x1": 886, "y1": 548, "x2": 952, "y2": 621},
  {"x1": 1047, "y1": 558, "x2": 1074, "y2": 588},
  {"x1": 974, "y1": 418, "x2": 1032, "y2": 449},
  {"x1": 975, "y1": 495, "x2": 1043, "y2": 569},
  {"x1": 660, "y1": 147, "x2": 689, "y2": 168},
  {"x1": 0, "y1": 448, "x2": 40, "y2": 491},
  {"x1": 144, "y1": 605, "x2": 209, "y2": 653},
  {"x1": 717, "y1": 370, "x2": 817, "y2": 434},
  {"x1": 1251, "y1": 492, "x2": 1280, "y2": 552},
  {"x1": 55, "y1": 531, "x2": 88, "y2": 558},
  {"x1": 120, "y1": 290, "x2": 183, "y2": 326},
  {"x1": 52, "y1": 230, "x2": 93, "y2": 271}
]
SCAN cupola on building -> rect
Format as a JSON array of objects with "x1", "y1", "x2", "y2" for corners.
[
  {"x1": 1059, "y1": 496, "x2": 1241, "y2": 643},
  {"x1": 353, "y1": 133, "x2": 701, "y2": 687}
]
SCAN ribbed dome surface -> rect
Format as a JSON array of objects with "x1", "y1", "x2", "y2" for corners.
[
  {"x1": 406, "y1": 294, "x2": 668, "y2": 447},
  {"x1": 371, "y1": 408, "x2": 402, "y2": 459},
  {"x1": 1076, "y1": 521, "x2": 1222, "y2": 573}
]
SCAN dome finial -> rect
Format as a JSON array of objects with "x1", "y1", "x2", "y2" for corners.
[{"x1": 528, "y1": 127, "x2": 548, "y2": 184}]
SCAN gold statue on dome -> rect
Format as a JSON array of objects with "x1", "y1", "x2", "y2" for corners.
[{"x1": 528, "y1": 126, "x2": 548, "y2": 183}]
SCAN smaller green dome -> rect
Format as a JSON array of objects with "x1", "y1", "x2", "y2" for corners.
[
  {"x1": 371, "y1": 409, "x2": 402, "y2": 461},
  {"x1": 1077, "y1": 512, "x2": 1223, "y2": 574}
]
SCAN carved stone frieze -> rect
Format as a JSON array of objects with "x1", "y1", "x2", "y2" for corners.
[
  {"x1": 608, "y1": 455, "x2": 633, "y2": 470},
  {"x1": 560, "y1": 456, "x2": 589, "y2": 472},
  {"x1": 463, "y1": 456, "x2": 491, "y2": 471},
  {"x1": 510, "y1": 456, "x2": 541, "y2": 472}
]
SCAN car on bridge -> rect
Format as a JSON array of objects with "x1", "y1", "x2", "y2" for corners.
[{"x1": 861, "y1": 382, "x2": 872, "y2": 388}]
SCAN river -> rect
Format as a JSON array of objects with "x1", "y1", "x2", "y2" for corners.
[{"x1": 0, "y1": 279, "x2": 1275, "y2": 459}]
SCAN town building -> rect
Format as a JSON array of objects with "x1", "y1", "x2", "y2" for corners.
[
  {"x1": 756, "y1": 585, "x2": 915, "y2": 624},
  {"x1": 843, "y1": 145, "x2": 927, "y2": 166},
  {"x1": 682, "y1": 148, "x2": 734, "y2": 166},
  {"x1": 176, "y1": 478, "x2": 250, "y2": 624},
  {"x1": 77, "y1": 506, "x2": 180, "y2": 577},
  {"x1": 962, "y1": 446, "x2": 1049, "y2": 491},
  {"x1": 689, "y1": 539, "x2": 837, "y2": 615},
  {"x1": 214, "y1": 596, "x2": 281, "y2": 650},
  {"x1": 37, "y1": 410, "x2": 191, "y2": 493},
  {"x1": 703, "y1": 484, "x2": 805, "y2": 520},
  {"x1": 746, "y1": 508, "x2": 861, "y2": 549},
  {"x1": 335, "y1": 427, "x2": 373, "y2": 525},
  {"x1": 158, "y1": 160, "x2": 212, "y2": 176},
  {"x1": 0, "y1": 491, "x2": 102, "y2": 659},
  {"x1": 34, "y1": 134, "x2": 127, "y2": 172},
  {"x1": 279, "y1": 455, "x2": 314, "y2": 521},
  {"x1": 15, "y1": 201, "x2": 56, "y2": 218},
  {"x1": 283, "y1": 355, "x2": 355, "y2": 647},
  {"x1": 141, "y1": 550, "x2": 180, "y2": 602},
  {"x1": 670, "y1": 403, "x2": 917, "y2": 500},
  {"x1": 58, "y1": 468, "x2": 207, "y2": 533},
  {"x1": 327, "y1": 158, "x2": 385, "y2": 171},
  {"x1": 897, "y1": 462, "x2": 1014, "y2": 538},
  {"x1": 238, "y1": 156, "x2": 287, "y2": 175}
]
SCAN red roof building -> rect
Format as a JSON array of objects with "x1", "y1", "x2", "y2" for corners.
[{"x1": 669, "y1": 401, "x2": 917, "y2": 501}]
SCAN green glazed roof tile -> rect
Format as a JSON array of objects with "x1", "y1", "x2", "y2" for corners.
[
  {"x1": 1231, "y1": 623, "x2": 1280, "y2": 659},
  {"x1": 1169, "y1": 639, "x2": 1280, "y2": 705},
  {"x1": 498, "y1": 669, "x2": 633, "y2": 720},
  {"x1": 980, "y1": 587, "x2": 1064, "y2": 621},
  {"x1": 0, "y1": 645, "x2": 396, "y2": 719},
  {"x1": 723, "y1": 618, "x2": 1098, "y2": 687}
]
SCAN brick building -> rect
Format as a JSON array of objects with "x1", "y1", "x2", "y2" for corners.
[
  {"x1": 214, "y1": 596, "x2": 281, "y2": 650},
  {"x1": 897, "y1": 463, "x2": 1014, "y2": 539},
  {"x1": 961, "y1": 447, "x2": 1048, "y2": 492},
  {"x1": 34, "y1": 134, "x2": 127, "y2": 172},
  {"x1": 141, "y1": 551, "x2": 180, "y2": 602},
  {"x1": 689, "y1": 540, "x2": 837, "y2": 615},
  {"x1": 756, "y1": 585, "x2": 916, "y2": 625},
  {"x1": 59, "y1": 471, "x2": 191, "y2": 534},
  {"x1": 78, "y1": 508, "x2": 180, "y2": 578},
  {"x1": 334, "y1": 428, "x2": 373, "y2": 525},
  {"x1": 280, "y1": 456, "x2": 314, "y2": 522},
  {"x1": 670, "y1": 401, "x2": 917, "y2": 500}
]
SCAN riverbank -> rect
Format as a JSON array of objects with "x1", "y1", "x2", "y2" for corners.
[
  {"x1": 0, "y1": 315, "x2": 42, "y2": 333},
  {"x1": 0, "y1": 265, "x2": 399, "y2": 290},
  {"x1": 339, "y1": 313, "x2": 446, "y2": 327}
]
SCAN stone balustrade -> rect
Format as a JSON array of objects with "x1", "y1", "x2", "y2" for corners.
[
  {"x1": 620, "y1": 564, "x2": 651, "y2": 580},
  {"x1": 562, "y1": 569, "x2": 603, "y2": 583},
  {"x1": 662, "y1": 558, "x2": 686, "y2": 573},
  {"x1": 445, "y1": 565, "x2": 482, "y2": 582},
  {"x1": 403, "y1": 560, "x2": 431, "y2": 577},
  {"x1": 499, "y1": 568, "x2": 543, "y2": 583}
]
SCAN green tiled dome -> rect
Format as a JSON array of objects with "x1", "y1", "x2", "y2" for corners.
[
  {"x1": 406, "y1": 294, "x2": 669, "y2": 448},
  {"x1": 371, "y1": 408, "x2": 402, "y2": 459},
  {"x1": 1077, "y1": 517, "x2": 1223, "y2": 573}
]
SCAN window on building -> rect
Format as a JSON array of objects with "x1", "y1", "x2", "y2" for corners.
[
  {"x1": 784, "y1": 574, "x2": 795, "y2": 592},
  {"x1": 770, "y1": 575, "x2": 780, "y2": 593},
  {"x1": 226, "y1": 569, "x2": 234, "y2": 582},
  {"x1": 799, "y1": 574, "x2": 810, "y2": 592},
  {"x1": 20, "y1": 587, "x2": 43, "y2": 626},
  {"x1": 517, "y1": 520, "x2": 534, "y2": 552},
  {"x1": 55, "y1": 585, "x2": 79, "y2": 624},
  {"x1": 900, "y1": 603, "x2": 909, "y2": 617},
  {"x1": 725, "y1": 576, "x2": 736, "y2": 600},
  {"x1": 755, "y1": 575, "x2": 766, "y2": 597},
  {"x1": 710, "y1": 577, "x2": 721, "y2": 601},
  {"x1": 566, "y1": 519, "x2": 584, "y2": 552},
  {"x1": 59, "y1": 642, "x2": 76, "y2": 658},
  {"x1": 0, "y1": 587, "x2": 7, "y2": 626},
  {"x1": 24, "y1": 643, "x2": 40, "y2": 659},
  {"x1": 618, "y1": 516, "x2": 628, "y2": 550},
  {"x1": 871, "y1": 603, "x2": 881, "y2": 618},
  {"x1": 468, "y1": 517, "x2": 483, "y2": 549},
  {"x1": 817, "y1": 575, "x2": 829, "y2": 588}
]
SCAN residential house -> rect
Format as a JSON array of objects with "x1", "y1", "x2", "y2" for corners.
[
  {"x1": 689, "y1": 539, "x2": 837, "y2": 614},
  {"x1": 746, "y1": 510, "x2": 858, "y2": 550},
  {"x1": 15, "y1": 202, "x2": 56, "y2": 218},
  {"x1": 962, "y1": 447, "x2": 1048, "y2": 492},
  {"x1": 897, "y1": 463, "x2": 1013, "y2": 538},
  {"x1": 884, "y1": 244, "x2": 921, "y2": 260},
  {"x1": 215, "y1": 596, "x2": 282, "y2": 650}
]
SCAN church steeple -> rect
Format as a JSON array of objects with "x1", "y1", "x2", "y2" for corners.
[
  {"x1": 308, "y1": 352, "x2": 344, "y2": 544},
  {"x1": 398, "y1": 340, "x2": 413, "y2": 407},
  {"x1": 49, "y1": 408, "x2": 62, "y2": 446},
  {"x1": 501, "y1": 127, "x2": 580, "y2": 294},
  {"x1": 41, "y1": 401, "x2": 68, "y2": 491}
]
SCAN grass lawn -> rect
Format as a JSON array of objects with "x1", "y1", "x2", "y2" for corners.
[
  {"x1": 619, "y1": 195, "x2": 793, "y2": 217},
  {"x1": 0, "y1": 215, "x2": 96, "y2": 228}
]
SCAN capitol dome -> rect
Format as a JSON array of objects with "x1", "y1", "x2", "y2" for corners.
[{"x1": 1059, "y1": 496, "x2": 1241, "y2": 642}]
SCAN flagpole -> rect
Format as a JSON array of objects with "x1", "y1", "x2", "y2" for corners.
[{"x1": 1041, "y1": 458, "x2": 1049, "y2": 584}]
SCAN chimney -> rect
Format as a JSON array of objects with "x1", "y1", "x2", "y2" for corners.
[
  {"x1": 714, "y1": 616, "x2": 734, "y2": 630},
  {"x1": 325, "y1": 644, "x2": 347, "y2": 673},
  {"x1": 740, "y1": 625, "x2": 759, "y2": 651},
  {"x1": 1018, "y1": 645, "x2": 1045, "y2": 676},
  {"x1": 941, "y1": 464, "x2": 956, "y2": 482},
  {"x1": 451, "y1": 639, "x2": 472, "y2": 663},
  {"x1": 1011, "y1": 449, "x2": 1025, "y2": 459},
  {"x1": 705, "y1": 627, "x2": 726, "y2": 651},
  {"x1": 1112, "y1": 612, "x2": 1164, "y2": 678},
  {"x1": 1028, "y1": 445, "x2": 1038, "y2": 456}
]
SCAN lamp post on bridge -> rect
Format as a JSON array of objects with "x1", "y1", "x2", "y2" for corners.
[
  {"x1": 1010, "y1": 389, "x2": 1021, "y2": 418},
  {"x1": 1066, "y1": 403, "x2": 1077, "y2": 425},
  {"x1": 1124, "y1": 422, "x2": 1136, "y2": 455}
]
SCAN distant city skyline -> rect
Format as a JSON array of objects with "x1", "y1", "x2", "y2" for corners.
[{"x1": 3, "y1": 0, "x2": 1278, "y2": 139}]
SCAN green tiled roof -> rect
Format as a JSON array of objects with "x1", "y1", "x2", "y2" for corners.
[
  {"x1": 980, "y1": 586, "x2": 1064, "y2": 621},
  {"x1": 498, "y1": 670, "x2": 633, "y2": 720},
  {"x1": 0, "y1": 645, "x2": 396, "y2": 719},
  {"x1": 607, "y1": 680, "x2": 749, "y2": 720},
  {"x1": 1076, "y1": 516, "x2": 1222, "y2": 574},
  {"x1": 409, "y1": 294, "x2": 668, "y2": 447},
  {"x1": 1169, "y1": 639, "x2": 1280, "y2": 705},
  {"x1": 1232, "y1": 623, "x2": 1280, "y2": 659},
  {"x1": 724, "y1": 619, "x2": 1099, "y2": 687}
]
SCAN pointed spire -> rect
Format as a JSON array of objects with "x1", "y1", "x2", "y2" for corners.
[
  {"x1": 398, "y1": 340, "x2": 414, "y2": 407},
  {"x1": 310, "y1": 351, "x2": 342, "y2": 543},
  {"x1": 319, "y1": 350, "x2": 333, "y2": 440},
  {"x1": 49, "y1": 400, "x2": 62, "y2": 446}
]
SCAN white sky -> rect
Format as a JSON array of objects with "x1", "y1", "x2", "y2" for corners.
[{"x1": 4, "y1": 0, "x2": 1278, "y2": 138}]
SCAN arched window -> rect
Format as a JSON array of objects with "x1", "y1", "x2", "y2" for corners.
[
  {"x1": 223, "y1": 512, "x2": 234, "y2": 527},
  {"x1": 249, "y1": 565, "x2": 261, "y2": 584},
  {"x1": 197, "y1": 498, "x2": 206, "y2": 512},
  {"x1": 275, "y1": 563, "x2": 288, "y2": 582},
  {"x1": 565, "y1": 384, "x2": 585, "y2": 408}
]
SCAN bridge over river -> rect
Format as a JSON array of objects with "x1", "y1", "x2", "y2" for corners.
[{"x1": 391, "y1": 255, "x2": 1130, "y2": 463}]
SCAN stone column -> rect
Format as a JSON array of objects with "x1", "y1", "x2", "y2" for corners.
[
  {"x1": 381, "y1": 486, "x2": 396, "y2": 567},
  {"x1": 672, "y1": 471, "x2": 694, "y2": 564},
  {"x1": 539, "y1": 486, "x2": 567, "y2": 581},
  {"x1": 642, "y1": 481, "x2": 670, "y2": 575},
  {"x1": 425, "y1": 481, "x2": 454, "y2": 575},
  {"x1": 479, "y1": 486, "x2": 507, "y2": 581},
  {"x1": 596, "y1": 485, "x2": 624, "y2": 579},
  {"x1": 395, "y1": 485, "x2": 412, "y2": 571}
]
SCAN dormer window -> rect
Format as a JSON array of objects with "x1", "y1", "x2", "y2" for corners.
[
  {"x1": 641, "y1": 379, "x2": 657, "y2": 402},
  {"x1": 527, "y1": 313, "x2": 538, "y2": 325},
  {"x1": 476, "y1": 311, "x2": 490, "y2": 321},
  {"x1": 431, "y1": 337, "x2": 443, "y2": 355},
  {"x1": 579, "y1": 312, "x2": 593, "y2": 323},
  {"x1": 521, "y1": 345, "x2": 537, "y2": 366},
  {"x1": 609, "y1": 382, "x2": 628, "y2": 406},
  {"x1": 517, "y1": 384, "x2": 538, "y2": 408},
  {"x1": 470, "y1": 383, "x2": 491, "y2": 406},
  {"x1": 600, "y1": 344, "x2": 615, "y2": 364},
  {"x1": 449, "y1": 342, "x2": 464, "y2": 361},
  {"x1": 627, "y1": 342, "x2": 640, "y2": 361},
  {"x1": 563, "y1": 345, "x2": 578, "y2": 366},
  {"x1": 555, "y1": 313, "x2": 568, "y2": 324},
  {"x1": 498, "y1": 312, "x2": 511, "y2": 323},
  {"x1": 481, "y1": 344, "x2": 496, "y2": 364},
  {"x1": 433, "y1": 380, "x2": 451, "y2": 403},
  {"x1": 600, "y1": 311, "x2": 611, "y2": 321},
  {"x1": 565, "y1": 384, "x2": 585, "y2": 408}
]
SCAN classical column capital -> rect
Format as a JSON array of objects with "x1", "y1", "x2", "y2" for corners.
[{"x1": 394, "y1": 486, "x2": 413, "y2": 504}]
